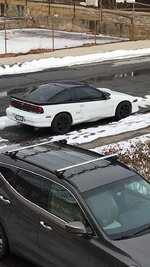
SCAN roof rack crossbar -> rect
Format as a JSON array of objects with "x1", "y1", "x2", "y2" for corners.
[
  {"x1": 6, "y1": 139, "x2": 67, "y2": 154},
  {"x1": 57, "y1": 154, "x2": 117, "y2": 173},
  {"x1": 6, "y1": 141, "x2": 53, "y2": 154}
]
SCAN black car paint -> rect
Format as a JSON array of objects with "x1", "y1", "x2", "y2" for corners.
[
  {"x1": 0, "y1": 141, "x2": 146, "y2": 267},
  {"x1": 10, "y1": 81, "x2": 107, "y2": 106}
]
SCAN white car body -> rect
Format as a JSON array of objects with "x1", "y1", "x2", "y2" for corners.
[{"x1": 6, "y1": 84, "x2": 139, "y2": 133}]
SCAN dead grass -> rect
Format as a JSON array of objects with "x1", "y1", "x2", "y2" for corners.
[
  {"x1": 100, "y1": 141, "x2": 150, "y2": 180},
  {"x1": 0, "y1": 48, "x2": 53, "y2": 58}
]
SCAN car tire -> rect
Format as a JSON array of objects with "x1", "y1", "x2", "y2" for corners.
[
  {"x1": 51, "y1": 113, "x2": 72, "y2": 134},
  {"x1": 115, "y1": 101, "x2": 131, "y2": 120},
  {"x1": 0, "y1": 224, "x2": 9, "y2": 260}
]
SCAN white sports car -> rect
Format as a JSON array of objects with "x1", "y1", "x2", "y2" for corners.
[{"x1": 6, "y1": 80, "x2": 139, "y2": 134}]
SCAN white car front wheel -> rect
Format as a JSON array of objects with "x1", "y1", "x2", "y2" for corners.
[{"x1": 115, "y1": 101, "x2": 132, "y2": 120}]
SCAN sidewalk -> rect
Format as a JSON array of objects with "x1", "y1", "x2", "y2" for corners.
[{"x1": 1, "y1": 40, "x2": 150, "y2": 66}]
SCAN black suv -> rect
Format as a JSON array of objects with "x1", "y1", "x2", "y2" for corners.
[{"x1": 0, "y1": 140, "x2": 150, "y2": 267}]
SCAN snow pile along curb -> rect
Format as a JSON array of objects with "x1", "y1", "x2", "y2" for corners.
[{"x1": 1, "y1": 48, "x2": 150, "y2": 76}]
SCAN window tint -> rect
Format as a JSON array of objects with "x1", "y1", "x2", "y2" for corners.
[
  {"x1": 0, "y1": 165, "x2": 17, "y2": 187},
  {"x1": 49, "y1": 90, "x2": 72, "y2": 104},
  {"x1": 83, "y1": 175, "x2": 150, "y2": 240},
  {"x1": 48, "y1": 183, "x2": 85, "y2": 223},
  {"x1": 74, "y1": 86, "x2": 104, "y2": 101},
  {"x1": 23, "y1": 84, "x2": 65, "y2": 104},
  {"x1": 15, "y1": 170, "x2": 50, "y2": 209}
]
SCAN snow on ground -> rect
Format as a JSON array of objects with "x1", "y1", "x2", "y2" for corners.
[
  {"x1": 0, "y1": 28, "x2": 149, "y2": 158},
  {"x1": 137, "y1": 96, "x2": 150, "y2": 108},
  {"x1": 0, "y1": 85, "x2": 149, "y2": 150},
  {"x1": 0, "y1": 28, "x2": 125, "y2": 54},
  {"x1": 0, "y1": 112, "x2": 150, "y2": 147},
  {"x1": 0, "y1": 113, "x2": 150, "y2": 168},
  {"x1": 0, "y1": 116, "x2": 18, "y2": 130},
  {"x1": 93, "y1": 134, "x2": 150, "y2": 156},
  {"x1": 0, "y1": 29, "x2": 150, "y2": 76},
  {"x1": 42, "y1": 113, "x2": 150, "y2": 145},
  {"x1": 1, "y1": 48, "x2": 150, "y2": 76}
]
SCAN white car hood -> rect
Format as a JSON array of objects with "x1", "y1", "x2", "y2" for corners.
[{"x1": 100, "y1": 88, "x2": 136, "y2": 100}]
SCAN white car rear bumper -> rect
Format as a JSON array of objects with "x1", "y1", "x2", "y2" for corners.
[{"x1": 6, "y1": 107, "x2": 52, "y2": 128}]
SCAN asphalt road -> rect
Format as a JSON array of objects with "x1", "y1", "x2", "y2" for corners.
[
  {"x1": 0, "y1": 56, "x2": 150, "y2": 144},
  {"x1": 0, "y1": 57, "x2": 150, "y2": 266},
  {"x1": 1, "y1": 56, "x2": 150, "y2": 95}
]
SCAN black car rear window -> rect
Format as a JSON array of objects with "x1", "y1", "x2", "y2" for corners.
[{"x1": 23, "y1": 84, "x2": 66, "y2": 104}]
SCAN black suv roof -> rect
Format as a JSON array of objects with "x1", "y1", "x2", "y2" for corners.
[{"x1": 1, "y1": 140, "x2": 135, "y2": 192}]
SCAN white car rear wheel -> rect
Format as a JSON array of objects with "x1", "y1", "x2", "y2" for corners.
[{"x1": 51, "y1": 113, "x2": 72, "y2": 135}]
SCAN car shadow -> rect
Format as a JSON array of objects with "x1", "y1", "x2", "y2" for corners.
[{"x1": 0, "y1": 117, "x2": 115, "y2": 144}]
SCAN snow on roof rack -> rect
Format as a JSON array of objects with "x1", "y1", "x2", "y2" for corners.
[{"x1": 57, "y1": 154, "x2": 117, "y2": 174}]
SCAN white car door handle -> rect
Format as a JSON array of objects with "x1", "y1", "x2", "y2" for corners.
[
  {"x1": 0, "y1": 195, "x2": 10, "y2": 205},
  {"x1": 40, "y1": 221, "x2": 52, "y2": 231},
  {"x1": 80, "y1": 104, "x2": 85, "y2": 107}
]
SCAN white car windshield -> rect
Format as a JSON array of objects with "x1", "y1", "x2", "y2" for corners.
[{"x1": 82, "y1": 175, "x2": 150, "y2": 240}]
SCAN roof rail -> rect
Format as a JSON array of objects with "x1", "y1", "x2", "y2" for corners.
[
  {"x1": 6, "y1": 139, "x2": 67, "y2": 155},
  {"x1": 57, "y1": 154, "x2": 117, "y2": 174}
]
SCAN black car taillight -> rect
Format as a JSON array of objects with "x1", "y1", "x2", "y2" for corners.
[{"x1": 10, "y1": 99, "x2": 44, "y2": 114}]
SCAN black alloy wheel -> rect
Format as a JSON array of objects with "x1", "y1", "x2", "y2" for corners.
[
  {"x1": 51, "y1": 113, "x2": 72, "y2": 134},
  {"x1": 115, "y1": 101, "x2": 132, "y2": 120}
]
